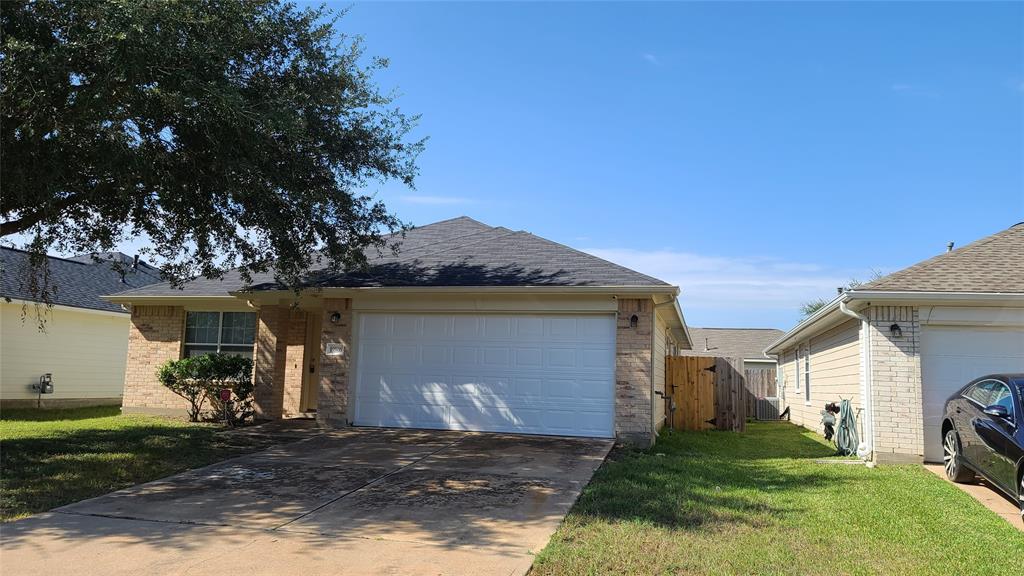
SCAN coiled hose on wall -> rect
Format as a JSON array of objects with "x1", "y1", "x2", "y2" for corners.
[{"x1": 834, "y1": 399, "x2": 859, "y2": 456}]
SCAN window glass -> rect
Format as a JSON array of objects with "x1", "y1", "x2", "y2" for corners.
[
  {"x1": 185, "y1": 312, "x2": 220, "y2": 344},
  {"x1": 221, "y1": 312, "x2": 257, "y2": 345},
  {"x1": 988, "y1": 382, "x2": 1014, "y2": 416},
  {"x1": 964, "y1": 382, "x2": 991, "y2": 406},
  {"x1": 183, "y1": 312, "x2": 257, "y2": 358}
]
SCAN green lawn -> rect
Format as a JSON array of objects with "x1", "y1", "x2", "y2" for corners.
[
  {"x1": 534, "y1": 422, "x2": 1024, "y2": 576},
  {"x1": 0, "y1": 406, "x2": 272, "y2": 521}
]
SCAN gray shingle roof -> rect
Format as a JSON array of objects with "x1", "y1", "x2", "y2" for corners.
[
  {"x1": 110, "y1": 216, "x2": 671, "y2": 298},
  {"x1": 1, "y1": 248, "x2": 163, "y2": 313},
  {"x1": 859, "y1": 222, "x2": 1024, "y2": 293},
  {"x1": 676, "y1": 327, "x2": 784, "y2": 360}
]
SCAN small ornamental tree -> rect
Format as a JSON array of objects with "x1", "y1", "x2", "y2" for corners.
[
  {"x1": 200, "y1": 354, "x2": 256, "y2": 425},
  {"x1": 156, "y1": 353, "x2": 254, "y2": 423},
  {"x1": 156, "y1": 357, "x2": 208, "y2": 422}
]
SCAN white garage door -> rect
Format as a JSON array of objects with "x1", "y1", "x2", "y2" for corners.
[
  {"x1": 921, "y1": 326, "x2": 1024, "y2": 462},
  {"x1": 353, "y1": 313, "x2": 616, "y2": 437}
]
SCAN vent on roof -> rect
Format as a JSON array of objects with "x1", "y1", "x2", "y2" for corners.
[{"x1": 946, "y1": 241, "x2": 954, "y2": 253}]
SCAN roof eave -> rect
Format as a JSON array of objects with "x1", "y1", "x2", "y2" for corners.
[{"x1": 764, "y1": 290, "x2": 1024, "y2": 355}]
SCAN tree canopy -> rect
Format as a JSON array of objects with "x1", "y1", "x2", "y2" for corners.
[{"x1": 1, "y1": 0, "x2": 422, "y2": 293}]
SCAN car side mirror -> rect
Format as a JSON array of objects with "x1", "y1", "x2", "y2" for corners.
[{"x1": 983, "y1": 405, "x2": 1011, "y2": 420}]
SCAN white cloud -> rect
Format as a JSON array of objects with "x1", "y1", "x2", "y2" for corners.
[
  {"x1": 642, "y1": 53, "x2": 660, "y2": 66},
  {"x1": 583, "y1": 247, "x2": 868, "y2": 318},
  {"x1": 399, "y1": 195, "x2": 474, "y2": 205}
]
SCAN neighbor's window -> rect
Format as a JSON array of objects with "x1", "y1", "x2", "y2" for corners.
[
  {"x1": 803, "y1": 343, "x2": 811, "y2": 403},
  {"x1": 184, "y1": 312, "x2": 257, "y2": 359}
]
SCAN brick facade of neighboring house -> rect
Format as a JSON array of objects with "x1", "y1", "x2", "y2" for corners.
[
  {"x1": 768, "y1": 223, "x2": 1024, "y2": 465},
  {"x1": 867, "y1": 306, "x2": 923, "y2": 463}
]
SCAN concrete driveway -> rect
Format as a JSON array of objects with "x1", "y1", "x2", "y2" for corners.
[{"x1": 1, "y1": 427, "x2": 612, "y2": 576}]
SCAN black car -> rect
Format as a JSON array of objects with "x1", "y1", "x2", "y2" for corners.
[{"x1": 941, "y1": 373, "x2": 1024, "y2": 519}]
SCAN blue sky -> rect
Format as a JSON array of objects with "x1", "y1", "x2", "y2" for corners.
[
  {"x1": 328, "y1": 1, "x2": 1023, "y2": 329},
  {"x1": 30, "y1": 2, "x2": 1024, "y2": 330}
]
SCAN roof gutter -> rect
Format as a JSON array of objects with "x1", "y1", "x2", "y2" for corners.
[{"x1": 839, "y1": 300, "x2": 873, "y2": 461}]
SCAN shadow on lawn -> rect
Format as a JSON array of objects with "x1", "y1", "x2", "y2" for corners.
[
  {"x1": 1, "y1": 425, "x2": 274, "y2": 520},
  {"x1": 569, "y1": 423, "x2": 852, "y2": 531},
  {"x1": 0, "y1": 406, "x2": 123, "y2": 422}
]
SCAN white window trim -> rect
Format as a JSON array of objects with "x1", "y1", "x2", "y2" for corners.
[
  {"x1": 794, "y1": 349, "x2": 802, "y2": 393},
  {"x1": 183, "y1": 311, "x2": 256, "y2": 355}
]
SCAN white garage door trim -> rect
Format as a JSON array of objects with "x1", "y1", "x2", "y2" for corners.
[
  {"x1": 920, "y1": 325, "x2": 1024, "y2": 463},
  {"x1": 352, "y1": 312, "x2": 616, "y2": 438}
]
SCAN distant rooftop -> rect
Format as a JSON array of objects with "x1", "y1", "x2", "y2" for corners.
[
  {"x1": 676, "y1": 327, "x2": 785, "y2": 360},
  {"x1": 1, "y1": 248, "x2": 162, "y2": 313}
]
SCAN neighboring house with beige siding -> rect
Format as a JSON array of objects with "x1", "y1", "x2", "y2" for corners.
[
  {"x1": 106, "y1": 217, "x2": 691, "y2": 446},
  {"x1": 767, "y1": 223, "x2": 1024, "y2": 464},
  {"x1": 0, "y1": 248, "x2": 162, "y2": 408}
]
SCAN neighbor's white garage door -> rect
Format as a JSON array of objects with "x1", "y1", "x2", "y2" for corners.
[
  {"x1": 353, "y1": 313, "x2": 616, "y2": 438},
  {"x1": 921, "y1": 326, "x2": 1024, "y2": 462}
]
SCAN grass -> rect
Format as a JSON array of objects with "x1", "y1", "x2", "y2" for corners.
[
  {"x1": 0, "y1": 406, "x2": 273, "y2": 522},
  {"x1": 533, "y1": 422, "x2": 1024, "y2": 576}
]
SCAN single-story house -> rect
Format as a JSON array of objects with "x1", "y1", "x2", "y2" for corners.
[
  {"x1": 0, "y1": 248, "x2": 163, "y2": 408},
  {"x1": 678, "y1": 326, "x2": 784, "y2": 371},
  {"x1": 106, "y1": 217, "x2": 691, "y2": 445},
  {"x1": 765, "y1": 222, "x2": 1024, "y2": 464}
]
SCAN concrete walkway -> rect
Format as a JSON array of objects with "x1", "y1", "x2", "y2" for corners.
[
  {"x1": 1, "y1": 428, "x2": 612, "y2": 576},
  {"x1": 924, "y1": 465, "x2": 1023, "y2": 531}
]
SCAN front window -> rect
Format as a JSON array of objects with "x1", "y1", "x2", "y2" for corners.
[{"x1": 184, "y1": 312, "x2": 257, "y2": 359}]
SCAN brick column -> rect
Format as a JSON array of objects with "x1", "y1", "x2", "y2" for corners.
[
  {"x1": 615, "y1": 298, "x2": 654, "y2": 446},
  {"x1": 317, "y1": 298, "x2": 352, "y2": 427},
  {"x1": 281, "y1": 310, "x2": 308, "y2": 417},
  {"x1": 253, "y1": 305, "x2": 289, "y2": 420},
  {"x1": 868, "y1": 305, "x2": 923, "y2": 463}
]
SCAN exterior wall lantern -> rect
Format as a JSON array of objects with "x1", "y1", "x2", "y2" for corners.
[
  {"x1": 889, "y1": 323, "x2": 902, "y2": 338},
  {"x1": 329, "y1": 311, "x2": 342, "y2": 324},
  {"x1": 629, "y1": 314, "x2": 639, "y2": 329}
]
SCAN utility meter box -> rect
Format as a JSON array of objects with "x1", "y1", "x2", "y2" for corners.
[{"x1": 33, "y1": 373, "x2": 54, "y2": 395}]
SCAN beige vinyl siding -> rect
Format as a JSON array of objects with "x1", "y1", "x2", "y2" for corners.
[
  {"x1": 652, "y1": 312, "x2": 668, "y2": 431},
  {"x1": 781, "y1": 318, "x2": 861, "y2": 434},
  {"x1": 1, "y1": 302, "x2": 130, "y2": 401}
]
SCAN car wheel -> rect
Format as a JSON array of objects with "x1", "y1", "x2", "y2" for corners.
[
  {"x1": 943, "y1": 429, "x2": 974, "y2": 483},
  {"x1": 1018, "y1": 472, "x2": 1023, "y2": 520}
]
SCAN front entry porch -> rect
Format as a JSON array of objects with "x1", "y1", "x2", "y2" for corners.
[{"x1": 251, "y1": 298, "x2": 352, "y2": 427}]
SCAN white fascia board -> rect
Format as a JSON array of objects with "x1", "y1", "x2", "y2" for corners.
[
  {"x1": 764, "y1": 290, "x2": 1024, "y2": 356},
  {"x1": 3, "y1": 298, "x2": 128, "y2": 317},
  {"x1": 764, "y1": 294, "x2": 846, "y2": 355}
]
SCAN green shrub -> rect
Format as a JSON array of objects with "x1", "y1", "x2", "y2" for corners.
[{"x1": 156, "y1": 354, "x2": 254, "y2": 423}]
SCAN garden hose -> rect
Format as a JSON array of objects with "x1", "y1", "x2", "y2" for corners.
[{"x1": 834, "y1": 399, "x2": 859, "y2": 456}]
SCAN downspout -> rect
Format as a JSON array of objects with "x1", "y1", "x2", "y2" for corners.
[{"x1": 839, "y1": 300, "x2": 873, "y2": 461}]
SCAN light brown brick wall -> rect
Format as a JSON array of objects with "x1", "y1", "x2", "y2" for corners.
[
  {"x1": 868, "y1": 305, "x2": 923, "y2": 463},
  {"x1": 253, "y1": 306, "x2": 288, "y2": 420},
  {"x1": 282, "y1": 310, "x2": 308, "y2": 417},
  {"x1": 122, "y1": 305, "x2": 186, "y2": 412},
  {"x1": 616, "y1": 298, "x2": 654, "y2": 445},
  {"x1": 317, "y1": 298, "x2": 352, "y2": 427}
]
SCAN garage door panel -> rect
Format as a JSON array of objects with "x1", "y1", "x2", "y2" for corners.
[
  {"x1": 355, "y1": 313, "x2": 615, "y2": 438},
  {"x1": 546, "y1": 348, "x2": 577, "y2": 368},
  {"x1": 921, "y1": 326, "x2": 1024, "y2": 462}
]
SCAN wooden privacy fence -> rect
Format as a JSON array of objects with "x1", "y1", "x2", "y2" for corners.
[
  {"x1": 742, "y1": 366, "x2": 778, "y2": 418},
  {"x1": 665, "y1": 356, "x2": 746, "y2": 432}
]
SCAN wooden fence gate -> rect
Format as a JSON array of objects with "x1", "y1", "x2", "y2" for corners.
[{"x1": 665, "y1": 356, "x2": 747, "y2": 432}]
